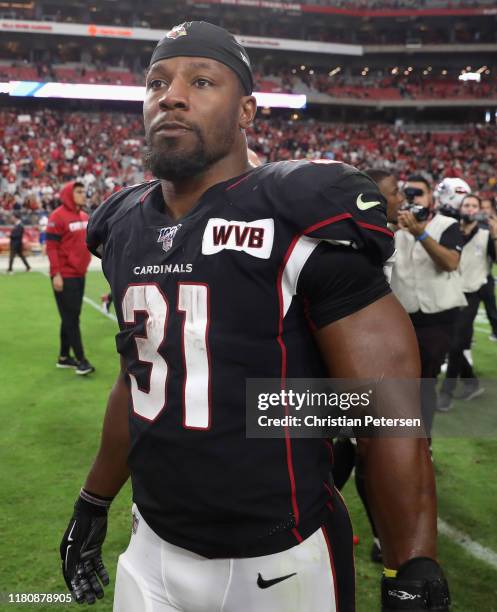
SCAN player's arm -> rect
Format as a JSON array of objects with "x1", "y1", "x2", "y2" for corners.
[
  {"x1": 60, "y1": 358, "x2": 130, "y2": 604},
  {"x1": 299, "y1": 244, "x2": 449, "y2": 611},
  {"x1": 314, "y1": 294, "x2": 436, "y2": 566}
]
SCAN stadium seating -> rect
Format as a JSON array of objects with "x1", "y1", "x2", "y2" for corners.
[{"x1": 1, "y1": 61, "x2": 495, "y2": 102}]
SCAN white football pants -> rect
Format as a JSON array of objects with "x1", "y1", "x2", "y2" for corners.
[{"x1": 113, "y1": 504, "x2": 345, "y2": 612}]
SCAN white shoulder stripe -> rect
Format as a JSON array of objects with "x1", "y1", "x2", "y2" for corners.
[{"x1": 281, "y1": 235, "x2": 321, "y2": 318}]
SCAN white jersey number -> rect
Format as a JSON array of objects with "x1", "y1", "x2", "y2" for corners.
[{"x1": 122, "y1": 283, "x2": 210, "y2": 428}]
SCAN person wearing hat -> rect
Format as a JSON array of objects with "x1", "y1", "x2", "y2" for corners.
[{"x1": 60, "y1": 22, "x2": 449, "y2": 612}]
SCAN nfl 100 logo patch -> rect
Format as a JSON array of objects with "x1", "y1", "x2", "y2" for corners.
[{"x1": 157, "y1": 224, "x2": 182, "y2": 252}]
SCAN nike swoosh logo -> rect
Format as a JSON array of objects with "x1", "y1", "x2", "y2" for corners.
[
  {"x1": 257, "y1": 572, "x2": 297, "y2": 589},
  {"x1": 357, "y1": 193, "x2": 381, "y2": 211}
]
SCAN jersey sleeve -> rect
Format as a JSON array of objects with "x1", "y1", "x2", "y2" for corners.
[
  {"x1": 439, "y1": 222, "x2": 464, "y2": 253},
  {"x1": 297, "y1": 243, "x2": 391, "y2": 329},
  {"x1": 282, "y1": 162, "x2": 395, "y2": 266},
  {"x1": 86, "y1": 187, "x2": 133, "y2": 257}
]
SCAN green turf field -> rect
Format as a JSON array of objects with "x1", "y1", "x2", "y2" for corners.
[{"x1": 1, "y1": 268, "x2": 496, "y2": 611}]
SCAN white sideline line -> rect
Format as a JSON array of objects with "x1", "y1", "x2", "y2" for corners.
[
  {"x1": 438, "y1": 518, "x2": 497, "y2": 571},
  {"x1": 83, "y1": 295, "x2": 117, "y2": 322}
]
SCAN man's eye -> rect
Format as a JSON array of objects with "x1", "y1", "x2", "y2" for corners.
[
  {"x1": 195, "y1": 78, "x2": 211, "y2": 88},
  {"x1": 147, "y1": 79, "x2": 165, "y2": 90}
]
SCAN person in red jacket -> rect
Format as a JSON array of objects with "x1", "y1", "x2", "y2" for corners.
[{"x1": 46, "y1": 181, "x2": 94, "y2": 375}]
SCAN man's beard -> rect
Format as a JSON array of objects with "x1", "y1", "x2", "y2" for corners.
[{"x1": 143, "y1": 122, "x2": 235, "y2": 182}]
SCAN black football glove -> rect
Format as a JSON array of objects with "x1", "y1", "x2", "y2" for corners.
[
  {"x1": 60, "y1": 489, "x2": 113, "y2": 605},
  {"x1": 382, "y1": 557, "x2": 450, "y2": 611}
]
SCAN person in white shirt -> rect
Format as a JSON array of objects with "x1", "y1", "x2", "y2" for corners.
[
  {"x1": 391, "y1": 174, "x2": 467, "y2": 436},
  {"x1": 438, "y1": 194, "x2": 497, "y2": 410}
]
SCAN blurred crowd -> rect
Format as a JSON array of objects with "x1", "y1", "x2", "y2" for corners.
[
  {"x1": 1, "y1": 110, "x2": 496, "y2": 227},
  {"x1": 0, "y1": 109, "x2": 145, "y2": 226},
  {"x1": 248, "y1": 120, "x2": 497, "y2": 193}
]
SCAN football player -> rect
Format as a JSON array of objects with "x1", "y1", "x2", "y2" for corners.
[
  {"x1": 60, "y1": 22, "x2": 449, "y2": 611},
  {"x1": 364, "y1": 168, "x2": 405, "y2": 224}
]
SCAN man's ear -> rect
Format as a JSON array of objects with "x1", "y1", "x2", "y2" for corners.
[{"x1": 239, "y1": 96, "x2": 257, "y2": 130}]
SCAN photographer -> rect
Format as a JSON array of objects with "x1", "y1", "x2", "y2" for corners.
[
  {"x1": 391, "y1": 175, "x2": 467, "y2": 436},
  {"x1": 438, "y1": 194, "x2": 497, "y2": 410},
  {"x1": 478, "y1": 196, "x2": 497, "y2": 341}
]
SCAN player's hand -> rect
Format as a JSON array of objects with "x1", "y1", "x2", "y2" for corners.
[
  {"x1": 60, "y1": 490, "x2": 112, "y2": 604},
  {"x1": 381, "y1": 557, "x2": 450, "y2": 611},
  {"x1": 53, "y1": 273, "x2": 64, "y2": 292},
  {"x1": 397, "y1": 210, "x2": 427, "y2": 238}
]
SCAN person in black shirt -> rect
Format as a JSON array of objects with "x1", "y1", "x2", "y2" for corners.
[
  {"x1": 59, "y1": 22, "x2": 449, "y2": 612},
  {"x1": 7, "y1": 214, "x2": 31, "y2": 273}
]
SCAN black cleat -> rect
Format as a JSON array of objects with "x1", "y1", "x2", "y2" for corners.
[
  {"x1": 76, "y1": 359, "x2": 95, "y2": 376},
  {"x1": 56, "y1": 356, "x2": 78, "y2": 369},
  {"x1": 455, "y1": 380, "x2": 484, "y2": 401}
]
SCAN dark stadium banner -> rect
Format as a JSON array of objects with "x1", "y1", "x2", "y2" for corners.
[{"x1": 0, "y1": 19, "x2": 362, "y2": 55}]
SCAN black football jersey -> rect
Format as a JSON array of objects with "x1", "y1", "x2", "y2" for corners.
[{"x1": 87, "y1": 160, "x2": 394, "y2": 558}]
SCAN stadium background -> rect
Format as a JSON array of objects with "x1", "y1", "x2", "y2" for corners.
[{"x1": 1, "y1": 0, "x2": 496, "y2": 610}]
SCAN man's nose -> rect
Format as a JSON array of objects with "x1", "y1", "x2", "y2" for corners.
[{"x1": 158, "y1": 80, "x2": 189, "y2": 110}]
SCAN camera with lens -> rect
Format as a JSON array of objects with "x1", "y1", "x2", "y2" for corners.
[
  {"x1": 401, "y1": 187, "x2": 430, "y2": 222},
  {"x1": 461, "y1": 212, "x2": 487, "y2": 224}
]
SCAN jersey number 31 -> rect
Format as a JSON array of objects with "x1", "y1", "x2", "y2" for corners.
[{"x1": 122, "y1": 283, "x2": 210, "y2": 429}]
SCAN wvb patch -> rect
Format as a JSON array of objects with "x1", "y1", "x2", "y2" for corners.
[
  {"x1": 202, "y1": 218, "x2": 274, "y2": 259},
  {"x1": 157, "y1": 224, "x2": 182, "y2": 252}
]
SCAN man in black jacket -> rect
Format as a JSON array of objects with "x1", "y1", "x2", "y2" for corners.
[{"x1": 7, "y1": 214, "x2": 31, "y2": 273}]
